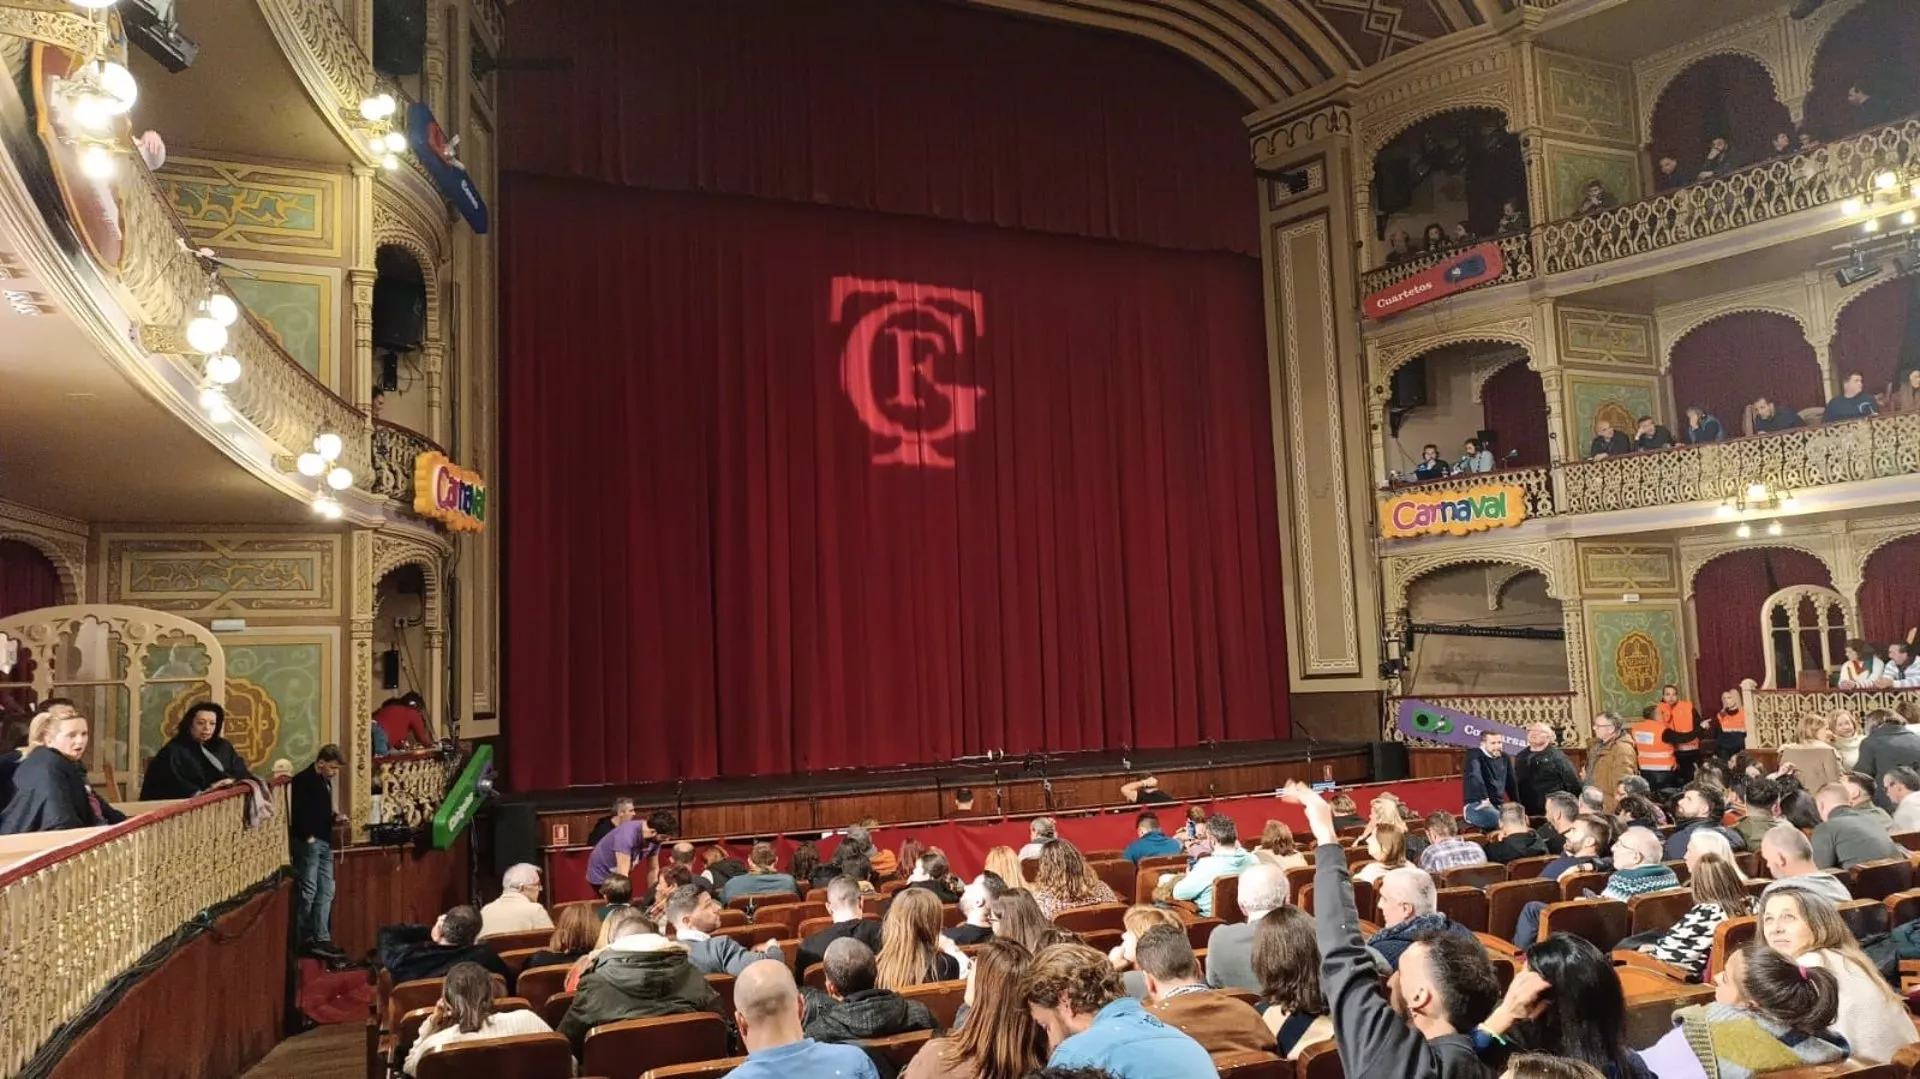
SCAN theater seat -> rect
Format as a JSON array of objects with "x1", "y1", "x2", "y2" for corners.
[
  {"x1": 1838, "y1": 898, "x2": 1889, "y2": 941},
  {"x1": 712, "y1": 924, "x2": 782, "y2": 947},
  {"x1": 704, "y1": 973, "x2": 735, "y2": 1017},
  {"x1": 540, "y1": 990, "x2": 575, "y2": 1029},
  {"x1": 898, "y1": 979, "x2": 968, "y2": 1029},
  {"x1": 1212, "y1": 876, "x2": 1243, "y2": 924},
  {"x1": 754, "y1": 902, "x2": 826, "y2": 932},
  {"x1": 1214, "y1": 1050, "x2": 1289, "y2": 1078},
  {"x1": 1441, "y1": 864, "x2": 1507, "y2": 891},
  {"x1": 1703, "y1": 916, "x2": 1757, "y2": 983},
  {"x1": 1295, "y1": 1038, "x2": 1343, "y2": 1079},
  {"x1": 1283, "y1": 864, "x2": 1316, "y2": 899},
  {"x1": 1185, "y1": 918, "x2": 1223, "y2": 950},
  {"x1": 1055, "y1": 903, "x2": 1128, "y2": 935},
  {"x1": 1487, "y1": 879, "x2": 1558, "y2": 940},
  {"x1": 1884, "y1": 887, "x2": 1920, "y2": 928},
  {"x1": 486, "y1": 929, "x2": 557, "y2": 955},
  {"x1": 581, "y1": 1013, "x2": 731, "y2": 1079},
  {"x1": 1091, "y1": 859, "x2": 1135, "y2": 900},
  {"x1": 861, "y1": 1030, "x2": 934, "y2": 1070},
  {"x1": 516, "y1": 965, "x2": 572, "y2": 1011},
  {"x1": 1628, "y1": 888, "x2": 1696, "y2": 936},
  {"x1": 1851, "y1": 858, "x2": 1915, "y2": 902},
  {"x1": 1505, "y1": 855, "x2": 1555, "y2": 881},
  {"x1": 1559, "y1": 870, "x2": 1611, "y2": 901},
  {"x1": 726, "y1": 892, "x2": 799, "y2": 912},
  {"x1": 415, "y1": 1032, "x2": 574, "y2": 1079},
  {"x1": 1081, "y1": 928, "x2": 1123, "y2": 954},
  {"x1": 1435, "y1": 887, "x2": 1488, "y2": 933},
  {"x1": 640, "y1": 1060, "x2": 745, "y2": 1079},
  {"x1": 1537, "y1": 899, "x2": 1631, "y2": 953}
]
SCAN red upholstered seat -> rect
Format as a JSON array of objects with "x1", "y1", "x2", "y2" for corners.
[
  {"x1": 1441, "y1": 863, "x2": 1508, "y2": 891},
  {"x1": 1055, "y1": 903, "x2": 1128, "y2": 934},
  {"x1": 1627, "y1": 888, "x2": 1696, "y2": 936},
  {"x1": 581, "y1": 1013, "x2": 731, "y2": 1079},
  {"x1": 861, "y1": 1030, "x2": 934, "y2": 1070},
  {"x1": 1214, "y1": 1051, "x2": 1290, "y2": 1078},
  {"x1": 415, "y1": 1032, "x2": 575, "y2": 1079},
  {"x1": 516, "y1": 965, "x2": 572, "y2": 1011},
  {"x1": 1092, "y1": 859, "x2": 1135, "y2": 900},
  {"x1": 1296, "y1": 1039, "x2": 1344, "y2": 1079},
  {"x1": 1505, "y1": 855, "x2": 1555, "y2": 880},
  {"x1": 539, "y1": 990, "x2": 575, "y2": 1029},
  {"x1": 486, "y1": 929, "x2": 557, "y2": 955},
  {"x1": 1851, "y1": 858, "x2": 1915, "y2": 901},
  {"x1": 640, "y1": 1060, "x2": 745, "y2": 1079}
]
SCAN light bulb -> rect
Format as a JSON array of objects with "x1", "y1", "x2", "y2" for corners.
[
  {"x1": 321, "y1": 498, "x2": 345, "y2": 520},
  {"x1": 1904, "y1": 210, "x2": 1918, "y2": 227},
  {"x1": 79, "y1": 144, "x2": 115, "y2": 181},
  {"x1": 1781, "y1": 494, "x2": 1797, "y2": 510},
  {"x1": 313, "y1": 431, "x2": 344, "y2": 460},
  {"x1": 1911, "y1": 181, "x2": 1920, "y2": 199},
  {"x1": 382, "y1": 153, "x2": 400, "y2": 170},
  {"x1": 1745, "y1": 483, "x2": 1768, "y2": 501},
  {"x1": 1735, "y1": 523, "x2": 1752, "y2": 539},
  {"x1": 72, "y1": 95, "x2": 112, "y2": 132},
  {"x1": 206, "y1": 293, "x2": 239, "y2": 326},
  {"x1": 360, "y1": 95, "x2": 392, "y2": 121},
  {"x1": 206, "y1": 398, "x2": 233, "y2": 424},
  {"x1": 384, "y1": 131, "x2": 407, "y2": 152},
  {"x1": 326, "y1": 466, "x2": 354, "y2": 491},
  {"x1": 95, "y1": 62, "x2": 137, "y2": 114},
  {"x1": 1843, "y1": 197, "x2": 1866, "y2": 215},
  {"x1": 1865, "y1": 219, "x2": 1881, "y2": 234},
  {"x1": 185, "y1": 315, "x2": 228, "y2": 352},
  {"x1": 1766, "y1": 521, "x2": 1783, "y2": 536},
  {"x1": 1875, "y1": 171, "x2": 1898, "y2": 191},
  {"x1": 1714, "y1": 503, "x2": 1735, "y2": 519},
  {"x1": 206, "y1": 354, "x2": 241, "y2": 384},
  {"x1": 368, "y1": 135, "x2": 386, "y2": 155},
  {"x1": 296, "y1": 452, "x2": 325, "y2": 477},
  {"x1": 199, "y1": 386, "x2": 224, "y2": 409}
]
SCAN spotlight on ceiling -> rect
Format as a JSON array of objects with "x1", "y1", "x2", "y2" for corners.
[{"x1": 1836, "y1": 250, "x2": 1883, "y2": 288}]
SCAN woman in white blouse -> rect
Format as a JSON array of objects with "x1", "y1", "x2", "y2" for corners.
[
  {"x1": 1828, "y1": 710, "x2": 1865, "y2": 772},
  {"x1": 405, "y1": 962, "x2": 562, "y2": 1076},
  {"x1": 1761, "y1": 889, "x2": 1918, "y2": 1064},
  {"x1": 1837, "y1": 640, "x2": 1886, "y2": 690}
]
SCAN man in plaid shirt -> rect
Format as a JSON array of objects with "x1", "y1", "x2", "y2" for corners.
[{"x1": 1415, "y1": 811, "x2": 1488, "y2": 874}]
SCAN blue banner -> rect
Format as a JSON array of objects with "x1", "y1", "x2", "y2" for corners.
[{"x1": 408, "y1": 103, "x2": 490, "y2": 234}]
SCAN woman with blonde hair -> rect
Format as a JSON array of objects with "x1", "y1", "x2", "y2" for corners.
[
  {"x1": 877, "y1": 886, "x2": 960, "y2": 989},
  {"x1": 403, "y1": 962, "x2": 554, "y2": 1075},
  {"x1": 1107, "y1": 903, "x2": 1186, "y2": 999},
  {"x1": 1254, "y1": 820, "x2": 1309, "y2": 871},
  {"x1": 1776, "y1": 715, "x2": 1844, "y2": 792},
  {"x1": 1028, "y1": 840, "x2": 1117, "y2": 921},
  {"x1": 983, "y1": 846, "x2": 1022, "y2": 888},
  {"x1": 1352, "y1": 822, "x2": 1407, "y2": 884},
  {"x1": 903, "y1": 938, "x2": 1046, "y2": 1079},
  {"x1": 1828, "y1": 710, "x2": 1864, "y2": 771},
  {"x1": 1761, "y1": 887, "x2": 1918, "y2": 1062}
]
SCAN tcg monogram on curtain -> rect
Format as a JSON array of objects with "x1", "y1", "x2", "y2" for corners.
[{"x1": 832, "y1": 276, "x2": 985, "y2": 468}]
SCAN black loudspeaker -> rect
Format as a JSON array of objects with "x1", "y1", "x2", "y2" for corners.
[
  {"x1": 1370, "y1": 741, "x2": 1411, "y2": 783},
  {"x1": 372, "y1": 277, "x2": 427, "y2": 352},
  {"x1": 493, "y1": 803, "x2": 540, "y2": 875},
  {"x1": 372, "y1": 0, "x2": 426, "y2": 77},
  {"x1": 381, "y1": 648, "x2": 400, "y2": 690},
  {"x1": 1390, "y1": 358, "x2": 1429, "y2": 410}
]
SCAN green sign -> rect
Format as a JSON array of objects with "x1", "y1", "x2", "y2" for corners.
[{"x1": 432, "y1": 744, "x2": 493, "y2": 850}]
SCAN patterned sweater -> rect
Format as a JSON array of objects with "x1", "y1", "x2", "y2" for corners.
[
  {"x1": 1602, "y1": 864, "x2": 1680, "y2": 903},
  {"x1": 1645, "y1": 902, "x2": 1739, "y2": 979}
]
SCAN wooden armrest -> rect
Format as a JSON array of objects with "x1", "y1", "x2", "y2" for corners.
[{"x1": 1613, "y1": 948, "x2": 1692, "y2": 982}]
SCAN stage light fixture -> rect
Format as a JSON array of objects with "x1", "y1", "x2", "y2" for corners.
[
  {"x1": 1835, "y1": 249, "x2": 1882, "y2": 288},
  {"x1": 1736, "y1": 523, "x2": 1753, "y2": 539}
]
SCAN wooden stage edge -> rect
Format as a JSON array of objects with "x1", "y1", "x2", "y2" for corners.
[{"x1": 512, "y1": 740, "x2": 1467, "y2": 846}]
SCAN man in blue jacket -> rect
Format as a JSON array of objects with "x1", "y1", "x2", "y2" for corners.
[
  {"x1": 1121, "y1": 810, "x2": 1183, "y2": 863},
  {"x1": 1462, "y1": 728, "x2": 1518, "y2": 831},
  {"x1": 1021, "y1": 942, "x2": 1214, "y2": 1078}
]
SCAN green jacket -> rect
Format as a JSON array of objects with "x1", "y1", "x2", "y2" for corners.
[{"x1": 556, "y1": 936, "x2": 724, "y2": 1051}]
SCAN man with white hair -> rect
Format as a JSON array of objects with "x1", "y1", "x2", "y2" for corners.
[
  {"x1": 1810, "y1": 781, "x2": 1902, "y2": 869},
  {"x1": 1600, "y1": 827, "x2": 1678, "y2": 902},
  {"x1": 1758, "y1": 824, "x2": 1852, "y2": 903},
  {"x1": 1019, "y1": 816, "x2": 1057, "y2": 861},
  {"x1": 1513, "y1": 721, "x2": 1580, "y2": 815},
  {"x1": 1366, "y1": 865, "x2": 1475, "y2": 971},
  {"x1": 1203, "y1": 863, "x2": 1287, "y2": 992},
  {"x1": 479, "y1": 863, "x2": 553, "y2": 938}
]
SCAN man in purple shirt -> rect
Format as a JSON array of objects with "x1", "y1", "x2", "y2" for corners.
[{"x1": 586, "y1": 809, "x2": 677, "y2": 891}]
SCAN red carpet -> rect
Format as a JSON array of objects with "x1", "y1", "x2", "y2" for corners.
[{"x1": 297, "y1": 957, "x2": 372, "y2": 1025}]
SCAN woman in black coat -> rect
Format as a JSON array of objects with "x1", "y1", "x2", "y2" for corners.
[
  {"x1": 0, "y1": 713, "x2": 114, "y2": 834},
  {"x1": 140, "y1": 701, "x2": 254, "y2": 800}
]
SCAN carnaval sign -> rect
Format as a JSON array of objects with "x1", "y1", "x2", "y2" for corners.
[
  {"x1": 1380, "y1": 483, "x2": 1526, "y2": 540},
  {"x1": 414, "y1": 452, "x2": 488, "y2": 532}
]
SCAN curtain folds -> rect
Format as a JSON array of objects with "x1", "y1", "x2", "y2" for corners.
[
  {"x1": 1861, "y1": 534, "x2": 1920, "y2": 646},
  {"x1": 1670, "y1": 312, "x2": 1825, "y2": 433},
  {"x1": 1649, "y1": 56, "x2": 1795, "y2": 171},
  {"x1": 1692, "y1": 549, "x2": 1831, "y2": 700},
  {"x1": 1480, "y1": 362, "x2": 1550, "y2": 468},
  {"x1": 0, "y1": 540, "x2": 58, "y2": 620},
  {"x1": 1831, "y1": 278, "x2": 1914, "y2": 394}
]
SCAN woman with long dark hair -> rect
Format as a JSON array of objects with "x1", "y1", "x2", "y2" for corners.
[
  {"x1": 1251, "y1": 906, "x2": 1331, "y2": 1058},
  {"x1": 876, "y1": 886, "x2": 960, "y2": 989},
  {"x1": 902, "y1": 939, "x2": 1047, "y2": 1079},
  {"x1": 139, "y1": 700, "x2": 253, "y2": 799},
  {"x1": 1640, "y1": 944, "x2": 1847, "y2": 1079},
  {"x1": 403, "y1": 961, "x2": 554, "y2": 1075},
  {"x1": 987, "y1": 891, "x2": 1048, "y2": 953},
  {"x1": 1473, "y1": 934, "x2": 1651, "y2": 1079}
]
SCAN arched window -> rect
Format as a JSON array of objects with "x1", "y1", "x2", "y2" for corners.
[
  {"x1": 1648, "y1": 55, "x2": 1793, "y2": 184},
  {"x1": 1369, "y1": 109, "x2": 1527, "y2": 266},
  {"x1": 1691, "y1": 548, "x2": 1831, "y2": 697},
  {"x1": 1805, "y1": 0, "x2": 1920, "y2": 140},
  {"x1": 1761, "y1": 585, "x2": 1851, "y2": 689},
  {"x1": 1669, "y1": 312, "x2": 1822, "y2": 436}
]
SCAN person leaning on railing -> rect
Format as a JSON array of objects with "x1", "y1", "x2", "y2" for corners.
[
  {"x1": 139, "y1": 700, "x2": 254, "y2": 800},
  {"x1": 0, "y1": 710, "x2": 122, "y2": 834}
]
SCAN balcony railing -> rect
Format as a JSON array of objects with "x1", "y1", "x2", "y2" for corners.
[
  {"x1": 1382, "y1": 464, "x2": 1558, "y2": 522},
  {"x1": 1359, "y1": 230, "x2": 1535, "y2": 301},
  {"x1": 1558, "y1": 412, "x2": 1920, "y2": 515},
  {"x1": 1536, "y1": 119, "x2": 1920, "y2": 276},
  {"x1": 1739, "y1": 680, "x2": 1920, "y2": 749},
  {"x1": 374, "y1": 748, "x2": 461, "y2": 828},
  {"x1": 371, "y1": 420, "x2": 442, "y2": 504},
  {"x1": 0, "y1": 781, "x2": 289, "y2": 1073},
  {"x1": 1383, "y1": 692, "x2": 1581, "y2": 747}
]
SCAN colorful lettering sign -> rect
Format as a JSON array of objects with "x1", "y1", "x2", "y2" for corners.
[
  {"x1": 414, "y1": 452, "x2": 488, "y2": 532},
  {"x1": 1362, "y1": 242, "x2": 1506, "y2": 320},
  {"x1": 1380, "y1": 483, "x2": 1526, "y2": 540},
  {"x1": 1393, "y1": 699, "x2": 1526, "y2": 752}
]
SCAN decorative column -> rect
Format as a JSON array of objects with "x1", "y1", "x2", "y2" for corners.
[
  {"x1": 347, "y1": 529, "x2": 378, "y2": 832},
  {"x1": 350, "y1": 165, "x2": 378, "y2": 415},
  {"x1": 1366, "y1": 372, "x2": 1390, "y2": 487},
  {"x1": 423, "y1": 1, "x2": 449, "y2": 119},
  {"x1": 423, "y1": 339, "x2": 447, "y2": 446},
  {"x1": 1558, "y1": 597, "x2": 1594, "y2": 743},
  {"x1": 1812, "y1": 340, "x2": 1837, "y2": 398}
]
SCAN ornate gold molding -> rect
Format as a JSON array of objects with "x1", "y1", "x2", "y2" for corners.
[
  {"x1": 1356, "y1": 50, "x2": 1517, "y2": 162},
  {"x1": 1382, "y1": 537, "x2": 1575, "y2": 612},
  {"x1": 0, "y1": 497, "x2": 87, "y2": 602},
  {"x1": 1632, "y1": 13, "x2": 1792, "y2": 143},
  {"x1": 1249, "y1": 104, "x2": 1352, "y2": 162},
  {"x1": 1369, "y1": 307, "x2": 1539, "y2": 384},
  {"x1": 252, "y1": 0, "x2": 396, "y2": 168}
]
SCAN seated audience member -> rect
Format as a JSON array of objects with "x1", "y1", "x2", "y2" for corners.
[
  {"x1": 947, "y1": 872, "x2": 1006, "y2": 946},
  {"x1": 802, "y1": 937, "x2": 937, "y2": 1042},
  {"x1": 1179, "y1": 804, "x2": 1215, "y2": 860},
  {"x1": 586, "y1": 797, "x2": 633, "y2": 847},
  {"x1": 586, "y1": 809, "x2": 675, "y2": 892},
  {"x1": 1602, "y1": 828, "x2": 1679, "y2": 902},
  {"x1": 789, "y1": 841, "x2": 821, "y2": 889},
  {"x1": 1760, "y1": 888, "x2": 1920, "y2": 1063},
  {"x1": 1108, "y1": 904, "x2": 1186, "y2": 1000},
  {"x1": 1639, "y1": 944, "x2": 1846, "y2": 1079},
  {"x1": 1777, "y1": 714, "x2": 1844, "y2": 790},
  {"x1": 908, "y1": 850, "x2": 964, "y2": 904},
  {"x1": 1253, "y1": 820, "x2": 1308, "y2": 870},
  {"x1": 1589, "y1": 420, "x2": 1633, "y2": 459},
  {"x1": 1855, "y1": 708, "x2": 1920, "y2": 806},
  {"x1": 1877, "y1": 642, "x2": 1920, "y2": 688},
  {"x1": 1422, "y1": 223, "x2": 1448, "y2": 252},
  {"x1": 1472, "y1": 934, "x2": 1649, "y2": 1079},
  {"x1": 1122, "y1": 811, "x2": 1183, "y2": 864},
  {"x1": 402, "y1": 961, "x2": 555, "y2": 1076},
  {"x1": 1413, "y1": 444, "x2": 1452, "y2": 482},
  {"x1": 1684, "y1": 406, "x2": 1725, "y2": 444},
  {"x1": 1484, "y1": 803, "x2": 1547, "y2": 863},
  {"x1": 1654, "y1": 155, "x2": 1686, "y2": 190},
  {"x1": 0, "y1": 712, "x2": 118, "y2": 834},
  {"x1": 1361, "y1": 794, "x2": 1428, "y2": 859},
  {"x1": 1462, "y1": 729, "x2": 1517, "y2": 832},
  {"x1": 1576, "y1": 179, "x2": 1615, "y2": 215},
  {"x1": 1579, "y1": 786, "x2": 1608, "y2": 815},
  {"x1": 1330, "y1": 792, "x2": 1365, "y2": 831},
  {"x1": 1496, "y1": 199, "x2": 1527, "y2": 234},
  {"x1": 1354, "y1": 821, "x2": 1410, "y2": 884},
  {"x1": 1369, "y1": 865, "x2": 1477, "y2": 971},
  {"x1": 1631, "y1": 850, "x2": 1751, "y2": 980},
  {"x1": 952, "y1": 787, "x2": 976, "y2": 814},
  {"x1": 1020, "y1": 943, "x2": 1214, "y2": 1077},
  {"x1": 897, "y1": 839, "x2": 927, "y2": 884},
  {"x1": 1534, "y1": 792, "x2": 1581, "y2": 855},
  {"x1": 1732, "y1": 777, "x2": 1782, "y2": 849},
  {"x1": 1384, "y1": 230, "x2": 1413, "y2": 265},
  {"x1": 1823, "y1": 371, "x2": 1878, "y2": 423},
  {"x1": 1841, "y1": 770, "x2": 1894, "y2": 825},
  {"x1": 1694, "y1": 136, "x2": 1738, "y2": 180},
  {"x1": 1883, "y1": 765, "x2": 1920, "y2": 831},
  {"x1": 1809, "y1": 782, "x2": 1901, "y2": 869},
  {"x1": 1889, "y1": 368, "x2": 1920, "y2": 414},
  {"x1": 1249, "y1": 906, "x2": 1332, "y2": 1059},
  {"x1": 1457, "y1": 438, "x2": 1494, "y2": 474},
  {"x1": 139, "y1": 701, "x2": 254, "y2": 799},
  {"x1": 479, "y1": 863, "x2": 553, "y2": 938},
  {"x1": 903, "y1": 938, "x2": 1046, "y2": 1079},
  {"x1": 1119, "y1": 775, "x2": 1174, "y2": 805},
  {"x1": 666, "y1": 884, "x2": 783, "y2": 975},
  {"x1": 1838, "y1": 639, "x2": 1886, "y2": 689},
  {"x1": 1031, "y1": 840, "x2": 1119, "y2": 921},
  {"x1": 877, "y1": 886, "x2": 962, "y2": 989},
  {"x1": 378, "y1": 905, "x2": 511, "y2": 986},
  {"x1": 373, "y1": 691, "x2": 433, "y2": 750},
  {"x1": 799, "y1": 876, "x2": 886, "y2": 974},
  {"x1": 1541, "y1": 813, "x2": 1613, "y2": 881},
  {"x1": 990, "y1": 890, "x2": 1050, "y2": 954},
  {"x1": 526, "y1": 902, "x2": 601, "y2": 972},
  {"x1": 1169, "y1": 814, "x2": 1254, "y2": 917},
  {"x1": 1615, "y1": 794, "x2": 1663, "y2": 833},
  {"x1": 1286, "y1": 781, "x2": 1500, "y2": 1079},
  {"x1": 1204, "y1": 863, "x2": 1287, "y2": 993},
  {"x1": 1450, "y1": 222, "x2": 1475, "y2": 244},
  {"x1": 1416, "y1": 811, "x2": 1488, "y2": 874},
  {"x1": 728, "y1": 959, "x2": 880, "y2": 1079},
  {"x1": 861, "y1": 821, "x2": 898, "y2": 878},
  {"x1": 1663, "y1": 784, "x2": 1746, "y2": 860},
  {"x1": 598, "y1": 873, "x2": 635, "y2": 919},
  {"x1": 558, "y1": 906, "x2": 720, "y2": 1051},
  {"x1": 1019, "y1": 818, "x2": 1058, "y2": 862},
  {"x1": 1749, "y1": 396, "x2": 1804, "y2": 433},
  {"x1": 723, "y1": 841, "x2": 800, "y2": 904},
  {"x1": 1514, "y1": 724, "x2": 1580, "y2": 817},
  {"x1": 1133, "y1": 924, "x2": 1274, "y2": 1057},
  {"x1": 1632, "y1": 415, "x2": 1675, "y2": 451}
]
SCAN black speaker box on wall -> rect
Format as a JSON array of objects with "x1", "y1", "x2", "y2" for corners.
[
  {"x1": 493, "y1": 803, "x2": 540, "y2": 875},
  {"x1": 1370, "y1": 740, "x2": 1411, "y2": 783}
]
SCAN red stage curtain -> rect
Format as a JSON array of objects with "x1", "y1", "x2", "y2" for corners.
[
  {"x1": 1649, "y1": 55, "x2": 1795, "y2": 171},
  {"x1": 1692, "y1": 549, "x2": 1831, "y2": 699},
  {"x1": 1831, "y1": 278, "x2": 1915, "y2": 394},
  {"x1": 501, "y1": 0, "x2": 1259, "y2": 256},
  {"x1": 500, "y1": 177, "x2": 1289, "y2": 788},
  {"x1": 1480, "y1": 361, "x2": 1549, "y2": 467},
  {"x1": 1860, "y1": 534, "x2": 1920, "y2": 646},
  {"x1": 0, "y1": 540, "x2": 58, "y2": 619},
  {"x1": 1670, "y1": 312, "x2": 1824, "y2": 432},
  {"x1": 1805, "y1": 0, "x2": 1920, "y2": 140}
]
